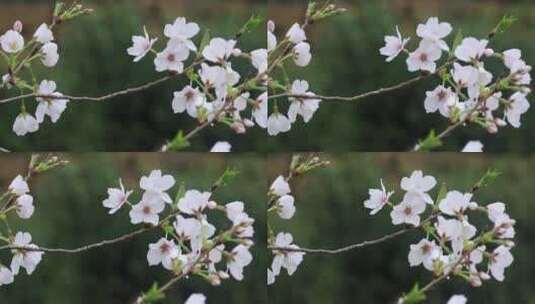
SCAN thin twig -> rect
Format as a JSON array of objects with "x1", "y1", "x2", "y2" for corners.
[
  {"x1": 269, "y1": 74, "x2": 429, "y2": 102},
  {"x1": 0, "y1": 227, "x2": 150, "y2": 253},
  {"x1": 0, "y1": 76, "x2": 173, "y2": 104}
]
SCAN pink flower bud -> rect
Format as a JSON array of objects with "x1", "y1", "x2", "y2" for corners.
[
  {"x1": 495, "y1": 118, "x2": 507, "y2": 127},
  {"x1": 13, "y1": 20, "x2": 23, "y2": 32},
  {"x1": 231, "y1": 48, "x2": 242, "y2": 57},
  {"x1": 207, "y1": 201, "x2": 218, "y2": 209},
  {"x1": 484, "y1": 48, "x2": 494, "y2": 57},
  {"x1": 243, "y1": 119, "x2": 255, "y2": 128},
  {"x1": 267, "y1": 20, "x2": 275, "y2": 32},
  {"x1": 231, "y1": 122, "x2": 246, "y2": 134}
]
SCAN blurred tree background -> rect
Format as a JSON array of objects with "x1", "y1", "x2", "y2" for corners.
[
  {"x1": 0, "y1": 0, "x2": 267, "y2": 152},
  {"x1": 267, "y1": 0, "x2": 535, "y2": 152},
  {"x1": 268, "y1": 153, "x2": 535, "y2": 303},
  {"x1": 0, "y1": 153, "x2": 267, "y2": 304}
]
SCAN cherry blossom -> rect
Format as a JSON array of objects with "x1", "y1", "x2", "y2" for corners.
[
  {"x1": 8, "y1": 175, "x2": 29, "y2": 196},
  {"x1": 489, "y1": 245, "x2": 513, "y2": 281},
  {"x1": 202, "y1": 38, "x2": 237, "y2": 64},
  {"x1": 287, "y1": 80, "x2": 321, "y2": 123},
  {"x1": 35, "y1": 80, "x2": 69, "y2": 123},
  {"x1": 400, "y1": 170, "x2": 436, "y2": 204},
  {"x1": 270, "y1": 175, "x2": 291, "y2": 197},
  {"x1": 10, "y1": 232, "x2": 44, "y2": 275},
  {"x1": 102, "y1": 179, "x2": 132, "y2": 214},
  {"x1": 227, "y1": 245, "x2": 253, "y2": 281},
  {"x1": 455, "y1": 38, "x2": 488, "y2": 62},
  {"x1": 33, "y1": 23, "x2": 54, "y2": 44},
  {"x1": 267, "y1": 113, "x2": 291, "y2": 136},
  {"x1": 293, "y1": 42, "x2": 312, "y2": 67},
  {"x1": 147, "y1": 238, "x2": 181, "y2": 270},
  {"x1": 0, "y1": 266, "x2": 14, "y2": 286},
  {"x1": 15, "y1": 194, "x2": 34, "y2": 219},
  {"x1": 390, "y1": 192, "x2": 427, "y2": 226},
  {"x1": 408, "y1": 239, "x2": 441, "y2": 271},
  {"x1": 424, "y1": 85, "x2": 458, "y2": 117},
  {"x1": 271, "y1": 232, "x2": 304, "y2": 277},
  {"x1": 416, "y1": 17, "x2": 452, "y2": 51},
  {"x1": 286, "y1": 23, "x2": 306, "y2": 44},
  {"x1": 276, "y1": 195, "x2": 296, "y2": 220},
  {"x1": 139, "y1": 170, "x2": 175, "y2": 204},
  {"x1": 0, "y1": 30, "x2": 24, "y2": 53},
  {"x1": 154, "y1": 39, "x2": 190, "y2": 73},
  {"x1": 364, "y1": 179, "x2": 394, "y2": 215},
  {"x1": 177, "y1": 190, "x2": 212, "y2": 215},
  {"x1": 12, "y1": 113, "x2": 39, "y2": 136},
  {"x1": 406, "y1": 39, "x2": 442, "y2": 73},
  {"x1": 163, "y1": 17, "x2": 199, "y2": 52},
  {"x1": 127, "y1": 27, "x2": 158, "y2": 62},
  {"x1": 172, "y1": 85, "x2": 206, "y2": 118},
  {"x1": 185, "y1": 294, "x2": 206, "y2": 304},
  {"x1": 40, "y1": 42, "x2": 59, "y2": 67},
  {"x1": 379, "y1": 26, "x2": 410, "y2": 62},
  {"x1": 129, "y1": 193, "x2": 166, "y2": 226},
  {"x1": 438, "y1": 191, "x2": 474, "y2": 216}
]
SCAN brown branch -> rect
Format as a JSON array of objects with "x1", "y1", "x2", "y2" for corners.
[
  {"x1": 269, "y1": 74, "x2": 429, "y2": 102},
  {"x1": 0, "y1": 227, "x2": 150, "y2": 253}
]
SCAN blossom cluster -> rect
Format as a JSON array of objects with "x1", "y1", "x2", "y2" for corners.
[
  {"x1": 364, "y1": 170, "x2": 516, "y2": 301},
  {"x1": 0, "y1": 175, "x2": 43, "y2": 287},
  {"x1": 267, "y1": 175, "x2": 303, "y2": 285},
  {"x1": 127, "y1": 17, "x2": 268, "y2": 142},
  {"x1": 380, "y1": 17, "x2": 532, "y2": 135},
  {"x1": 1, "y1": 21, "x2": 70, "y2": 136},
  {"x1": 102, "y1": 169, "x2": 256, "y2": 295},
  {"x1": 266, "y1": 21, "x2": 320, "y2": 136}
]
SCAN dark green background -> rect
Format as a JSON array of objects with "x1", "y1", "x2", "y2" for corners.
[
  {"x1": 268, "y1": 153, "x2": 535, "y2": 303},
  {"x1": 267, "y1": 0, "x2": 535, "y2": 152},
  {"x1": 0, "y1": 0, "x2": 267, "y2": 151},
  {"x1": 0, "y1": 153, "x2": 267, "y2": 304}
]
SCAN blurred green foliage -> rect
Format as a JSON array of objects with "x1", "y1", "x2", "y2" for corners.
[
  {"x1": 268, "y1": 153, "x2": 535, "y2": 303},
  {"x1": 267, "y1": 0, "x2": 535, "y2": 151},
  {"x1": 0, "y1": 153, "x2": 267, "y2": 304},
  {"x1": 0, "y1": 0, "x2": 267, "y2": 151}
]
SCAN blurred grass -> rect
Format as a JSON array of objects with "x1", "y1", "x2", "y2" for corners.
[
  {"x1": 267, "y1": 153, "x2": 535, "y2": 303},
  {"x1": 0, "y1": 153, "x2": 267, "y2": 304},
  {"x1": 267, "y1": 0, "x2": 535, "y2": 152}
]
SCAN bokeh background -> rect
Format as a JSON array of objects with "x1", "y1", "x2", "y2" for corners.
[
  {"x1": 268, "y1": 153, "x2": 535, "y2": 303},
  {"x1": 267, "y1": 0, "x2": 535, "y2": 152},
  {"x1": 0, "y1": 153, "x2": 267, "y2": 304},
  {"x1": 0, "y1": 0, "x2": 267, "y2": 152}
]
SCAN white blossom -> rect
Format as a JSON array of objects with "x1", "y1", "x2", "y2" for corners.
[
  {"x1": 34, "y1": 23, "x2": 54, "y2": 44},
  {"x1": 439, "y1": 191, "x2": 474, "y2": 216},
  {"x1": 15, "y1": 194, "x2": 34, "y2": 219},
  {"x1": 424, "y1": 85, "x2": 458, "y2": 117},
  {"x1": 271, "y1": 232, "x2": 304, "y2": 276},
  {"x1": 267, "y1": 113, "x2": 291, "y2": 136},
  {"x1": 0, "y1": 266, "x2": 14, "y2": 286},
  {"x1": 210, "y1": 141, "x2": 231, "y2": 152},
  {"x1": 408, "y1": 239, "x2": 441, "y2": 271},
  {"x1": 41, "y1": 42, "x2": 59, "y2": 67},
  {"x1": 163, "y1": 17, "x2": 199, "y2": 51},
  {"x1": 154, "y1": 39, "x2": 190, "y2": 73},
  {"x1": 8, "y1": 175, "x2": 29, "y2": 196},
  {"x1": 293, "y1": 42, "x2": 311, "y2": 67},
  {"x1": 251, "y1": 49, "x2": 268, "y2": 74},
  {"x1": 462, "y1": 141, "x2": 483, "y2": 152},
  {"x1": 227, "y1": 245, "x2": 253, "y2": 280},
  {"x1": 127, "y1": 26, "x2": 157, "y2": 62},
  {"x1": 253, "y1": 92, "x2": 268, "y2": 128},
  {"x1": 455, "y1": 37, "x2": 488, "y2": 62},
  {"x1": 0, "y1": 30, "x2": 24, "y2": 53},
  {"x1": 35, "y1": 80, "x2": 69, "y2": 123},
  {"x1": 177, "y1": 189, "x2": 212, "y2": 215},
  {"x1": 13, "y1": 113, "x2": 39, "y2": 136},
  {"x1": 489, "y1": 245, "x2": 513, "y2": 281},
  {"x1": 102, "y1": 179, "x2": 132, "y2": 214},
  {"x1": 288, "y1": 80, "x2": 320, "y2": 123},
  {"x1": 267, "y1": 20, "x2": 277, "y2": 52},
  {"x1": 447, "y1": 295, "x2": 467, "y2": 304},
  {"x1": 364, "y1": 179, "x2": 394, "y2": 215},
  {"x1": 185, "y1": 294, "x2": 206, "y2": 304},
  {"x1": 380, "y1": 26, "x2": 410, "y2": 62},
  {"x1": 390, "y1": 192, "x2": 427, "y2": 226},
  {"x1": 407, "y1": 39, "x2": 442, "y2": 73},
  {"x1": 139, "y1": 170, "x2": 175, "y2": 204},
  {"x1": 400, "y1": 170, "x2": 436, "y2": 204},
  {"x1": 505, "y1": 92, "x2": 530, "y2": 128},
  {"x1": 172, "y1": 85, "x2": 206, "y2": 118},
  {"x1": 276, "y1": 195, "x2": 296, "y2": 220},
  {"x1": 286, "y1": 23, "x2": 306, "y2": 44},
  {"x1": 270, "y1": 175, "x2": 290, "y2": 197},
  {"x1": 202, "y1": 38, "x2": 236, "y2": 63},
  {"x1": 10, "y1": 232, "x2": 43, "y2": 275},
  {"x1": 416, "y1": 17, "x2": 452, "y2": 51},
  {"x1": 147, "y1": 238, "x2": 180, "y2": 270},
  {"x1": 129, "y1": 193, "x2": 166, "y2": 226}
]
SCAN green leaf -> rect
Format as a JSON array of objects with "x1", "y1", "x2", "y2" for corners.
[
  {"x1": 417, "y1": 130, "x2": 443, "y2": 151},
  {"x1": 491, "y1": 15, "x2": 518, "y2": 38},
  {"x1": 212, "y1": 167, "x2": 240, "y2": 191},
  {"x1": 237, "y1": 14, "x2": 264, "y2": 37},
  {"x1": 166, "y1": 131, "x2": 190, "y2": 151},
  {"x1": 401, "y1": 283, "x2": 426, "y2": 304},
  {"x1": 435, "y1": 182, "x2": 448, "y2": 205},
  {"x1": 141, "y1": 282, "x2": 165, "y2": 303},
  {"x1": 472, "y1": 168, "x2": 501, "y2": 192},
  {"x1": 197, "y1": 30, "x2": 211, "y2": 56}
]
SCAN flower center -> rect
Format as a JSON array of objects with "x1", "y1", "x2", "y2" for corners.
[
  {"x1": 437, "y1": 90, "x2": 447, "y2": 101},
  {"x1": 419, "y1": 52, "x2": 428, "y2": 62},
  {"x1": 185, "y1": 90, "x2": 195, "y2": 101},
  {"x1": 160, "y1": 243, "x2": 170, "y2": 253},
  {"x1": 9, "y1": 41, "x2": 18, "y2": 50},
  {"x1": 142, "y1": 206, "x2": 152, "y2": 214},
  {"x1": 403, "y1": 206, "x2": 412, "y2": 216},
  {"x1": 167, "y1": 53, "x2": 176, "y2": 62}
]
